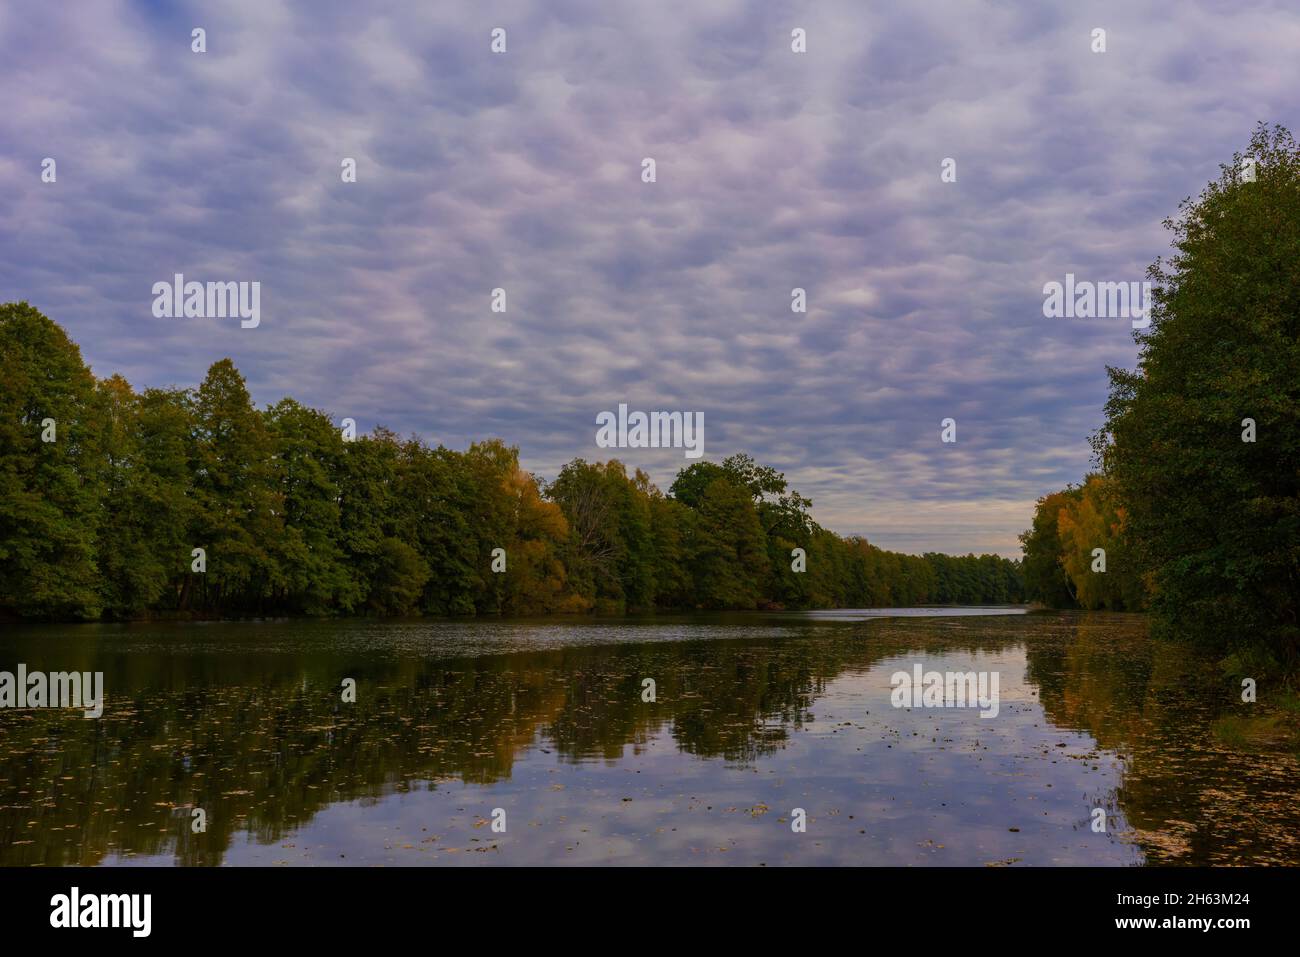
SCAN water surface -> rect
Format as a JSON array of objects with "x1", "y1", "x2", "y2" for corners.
[{"x1": 1, "y1": 610, "x2": 1296, "y2": 866}]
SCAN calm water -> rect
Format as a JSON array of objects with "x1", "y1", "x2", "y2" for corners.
[{"x1": 1, "y1": 610, "x2": 1296, "y2": 866}]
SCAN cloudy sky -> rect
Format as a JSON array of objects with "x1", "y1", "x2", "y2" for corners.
[{"x1": 2, "y1": 1, "x2": 1295, "y2": 556}]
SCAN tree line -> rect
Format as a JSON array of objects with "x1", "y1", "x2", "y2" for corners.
[
  {"x1": 1, "y1": 302, "x2": 1024, "y2": 621},
  {"x1": 1019, "y1": 124, "x2": 1299, "y2": 664}
]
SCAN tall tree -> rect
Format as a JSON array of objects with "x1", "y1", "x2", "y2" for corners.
[
  {"x1": 264, "y1": 398, "x2": 357, "y2": 614},
  {"x1": 681, "y1": 477, "x2": 767, "y2": 609},
  {"x1": 191, "y1": 359, "x2": 282, "y2": 613},
  {"x1": 94, "y1": 376, "x2": 199, "y2": 616},
  {"x1": 0, "y1": 303, "x2": 102, "y2": 618},
  {"x1": 1098, "y1": 124, "x2": 1300, "y2": 657}
]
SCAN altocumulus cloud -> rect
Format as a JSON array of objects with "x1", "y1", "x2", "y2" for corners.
[{"x1": 1, "y1": 0, "x2": 1294, "y2": 556}]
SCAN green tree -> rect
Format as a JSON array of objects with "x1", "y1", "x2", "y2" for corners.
[
  {"x1": 0, "y1": 303, "x2": 1037, "y2": 621},
  {"x1": 133, "y1": 387, "x2": 199, "y2": 611},
  {"x1": 264, "y1": 398, "x2": 357, "y2": 614},
  {"x1": 396, "y1": 442, "x2": 481, "y2": 616},
  {"x1": 367, "y1": 537, "x2": 430, "y2": 615},
  {"x1": 647, "y1": 482, "x2": 693, "y2": 608},
  {"x1": 0, "y1": 303, "x2": 102, "y2": 618},
  {"x1": 94, "y1": 376, "x2": 199, "y2": 616},
  {"x1": 1099, "y1": 124, "x2": 1300, "y2": 657},
  {"x1": 681, "y1": 477, "x2": 767, "y2": 609},
  {"x1": 191, "y1": 359, "x2": 282, "y2": 613},
  {"x1": 548, "y1": 459, "x2": 657, "y2": 613}
]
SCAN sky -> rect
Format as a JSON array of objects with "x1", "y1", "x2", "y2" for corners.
[{"x1": 2, "y1": 0, "x2": 1296, "y2": 557}]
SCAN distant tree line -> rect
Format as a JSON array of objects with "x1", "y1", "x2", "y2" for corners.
[
  {"x1": 1019, "y1": 124, "x2": 1299, "y2": 664},
  {"x1": 0, "y1": 303, "x2": 1024, "y2": 621}
]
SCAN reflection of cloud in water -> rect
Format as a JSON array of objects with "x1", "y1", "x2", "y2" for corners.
[{"x1": 2, "y1": 612, "x2": 1296, "y2": 866}]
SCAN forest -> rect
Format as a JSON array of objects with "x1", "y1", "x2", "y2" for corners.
[
  {"x1": 0, "y1": 302, "x2": 1023, "y2": 621},
  {"x1": 1019, "y1": 124, "x2": 1299, "y2": 664}
]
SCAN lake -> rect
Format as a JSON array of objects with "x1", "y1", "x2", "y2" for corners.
[{"x1": 1, "y1": 609, "x2": 1297, "y2": 866}]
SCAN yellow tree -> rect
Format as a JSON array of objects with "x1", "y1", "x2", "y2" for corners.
[{"x1": 1057, "y1": 475, "x2": 1143, "y2": 610}]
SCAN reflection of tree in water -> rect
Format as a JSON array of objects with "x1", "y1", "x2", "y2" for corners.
[
  {"x1": 0, "y1": 624, "x2": 927, "y2": 865},
  {"x1": 1025, "y1": 613, "x2": 1300, "y2": 865},
  {"x1": 543, "y1": 642, "x2": 831, "y2": 764},
  {"x1": 4, "y1": 614, "x2": 1296, "y2": 866},
  {"x1": 1025, "y1": 614, "x2": 1156, "y2": 746}
]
